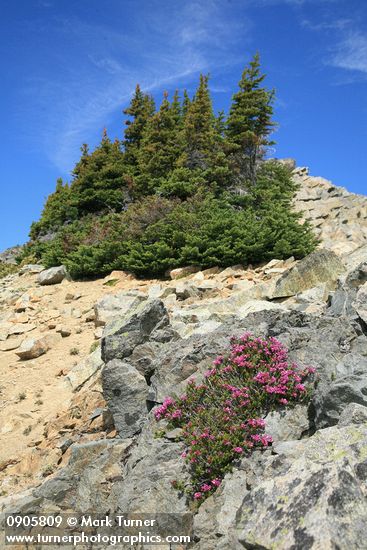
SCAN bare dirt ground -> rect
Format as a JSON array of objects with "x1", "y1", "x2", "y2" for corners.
[{"x1": 0, "y1": 270, "x2": 153, "y2": 496}]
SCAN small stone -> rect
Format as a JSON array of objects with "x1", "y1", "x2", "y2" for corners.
[
  {"x1": 164, "y1": 428, "x2": 183, "y2": 440},
  {"x1": 94, "y1": 327, "x2": 103, "y2": 339},
  {"x1": 0, "y1": 338, "x2": 22, "y2": 351},
  {"x1": 169, "y1": 266, "x2": 201, "y2": 280},
  {"x1": 16, "y1": 333, "x2": 62, "y2": 360},
  {"x1": 84, "y1": 310, "x2": 96, "y2": 323},
  {"x1": 8, "y1": 323, "x2": 37, "y2": 336},
  {"x1": 19, "y1": 264, "x2": 45, "y2": 275},
  {"x1": 56, "y1": 325, "x2": 72, "y2": 337}
]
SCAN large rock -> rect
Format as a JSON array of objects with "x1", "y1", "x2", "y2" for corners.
[
  {"x1": 235, "y1": 422, "x2": 367, "y2": 549},
  {"x1": 94, "y1": 290, "x2": 146, "y2": 327},
  {"x1": 109, "y1": 418, "x2": 190, "y2": 515},
  {"x1": 193, "y1": 465, "x2": 250, "y2": 550},
  {"x1": 312, "y1": 354, "x2": 367, "y2": 429},
  {"x1": 101, "y1": 299, "x2": 170, "y2": 363},
  {"x1": 272, "y1": 249, "x2": 345, "y2": 298},
  {"x1": 102, "y1": 359, "x2": 148, "y2": 438},
  {"x1": 16, "y1": 333, "x2": 62, "y2": 360},
  {"x1": 344, "y1": 243, "x2": 367, "y2": 271},
  {"x1": 293, "y1": 169, "x2": 367, "y2": 256},
  {"x1": 328, "y1": 261, "x2": 367, "y2": 318},
  {"x1": 1, "y1": 439, "x2": 133, "y2": 517},
  {"x1": 37, "y1": 265, "x2": 69, "y2": 286},
  {"x1": 236, "y1": 299, "x2": 286, "y2": 319},
  {"x1": 65, "y1": 348, "x2": 104, "y2": 391},
  {"x1": 264, "y1": 404, "x2": 309, "y2": 444}
]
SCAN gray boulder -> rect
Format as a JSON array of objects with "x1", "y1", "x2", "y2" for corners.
[
  {"x1": 65, "y1": 347, "x2": 104, "y2": 391},
  {"x1": 101, "y1": 299, "x2": 170, "y2": 362},
  {"x1": 109, "y1": 418, "x2": 191, "y2": 516},
  {"x1": 312, "y1": 367, "x2": 367, "y2": 429},
  {"x1": 272, "y1": 249, "x2": 345, "y2": 298},
  {"x1": 235, "y1": 423, "x2": 367, "y2": 550},
  {"x1": 102, "y1": 359, "x2": 148, "y2": 437},
  {"x1": 328, "y1": 261, "x2": 367, "y2": 318},
  {"x1": 37, "y1": 265, "x2": 69, "y2": 285},
  {"x1": 94, "y1": 290, "x2": 146, "y2": 327},
  {"x1": 264, "y1": 404, "x2": 309, "y2": 444}
]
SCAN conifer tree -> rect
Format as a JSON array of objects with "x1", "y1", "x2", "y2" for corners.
[
  {"x1": 71, "y1": 129, "x2": 128, "y2": 214},
  {"x1": 226, "y1": 53, "x2": 275, "y2": 186},
  {"x1": 29, "y1": 178, "x2": 75, "y2": 239},
  {"x1": 182, "y1": 89, "x2": 191, "y2": 118},
  {"x1": 123, "y1": 84, "x2": 155, "y2": 167},
  {"x1": 171, "y1": 89, "x2": 183, "y2": 126},
  {"x1": 137, "y1": 91, "x2": 183, "y2": 190},
  {"x1": 181, "y1": 75, "x2": 217, "y2": 169}
]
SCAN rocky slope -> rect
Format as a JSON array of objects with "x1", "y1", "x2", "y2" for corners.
[{"x1": 0, "y1": 165, "x2": 367, "y2": 549}]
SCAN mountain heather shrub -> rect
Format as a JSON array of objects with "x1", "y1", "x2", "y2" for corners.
[{"x1": 154, "y1": 333, "x2": 315, "y2": 504}]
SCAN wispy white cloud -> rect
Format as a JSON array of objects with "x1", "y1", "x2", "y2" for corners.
[
  {"x1": 294, "y1": 6, "x2": 367, "y2": 79},
  {"x1": 301, "y1": 18, "x2": 352, "y2": 31},
  {"x1": 19, "y1": 0, "x2": 250, "y2": 175},
  {"x1": 329, "y1": 31, "x2": 367, "y2": 75}
]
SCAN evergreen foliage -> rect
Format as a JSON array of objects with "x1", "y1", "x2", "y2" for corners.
[
  {"x1": 226, "y1": 52, "x2": 275, "y2": 187},
  {"x1": 123, "y1": 84, "x2": 155, "y2": 168},
  {"x1": 23, "y1": 54, "x2": 317, "y2": 278}
]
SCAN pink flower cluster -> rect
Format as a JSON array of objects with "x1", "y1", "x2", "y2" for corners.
[
  {"x1": 153, "y1": 397, "x2": 176, "y2": 420},
  {"x1": 154, "y1": 332, "x2": 315, "y2": 503}
]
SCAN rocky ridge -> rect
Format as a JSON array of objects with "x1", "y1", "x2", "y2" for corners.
[{"x1": 0, "y1": 165, "x2": 366, "y2": 549}]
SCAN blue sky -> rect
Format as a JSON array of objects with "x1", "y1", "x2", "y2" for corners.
[{"x1": 1, "y1": 0, "x2": 366, "y2": 250}]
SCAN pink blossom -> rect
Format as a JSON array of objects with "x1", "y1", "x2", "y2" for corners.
[
  {"x1": 211, "y1": 479, "x2": 221, "y2": 487},
  {"x1": 204, "y1": 368, "x2": 217, "y2": 378},
  {"x1": 261, "y1": 434, "x2": 273, "y2": 446},
  {"x1": 194, "y1": 492, "x2": 202, "y2": 500},
  {"x1": 233, "y1": 447, "x2": 243, "y2": 453},
  {"x1": 248, "y1": 418, "x2": 265, "y2": 428}
]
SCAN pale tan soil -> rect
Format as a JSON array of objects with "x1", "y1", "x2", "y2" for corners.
[{"x1": 0, "y1": 271, "x2": 155, "y2": 496}]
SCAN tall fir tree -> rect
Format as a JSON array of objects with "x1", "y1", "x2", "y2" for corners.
[
  {"x1": 182, "y1": 89, "x2": 191, "y2": 118},
  {"x1": 137, "y1": 91, "x2": 183, "y2": 190},
  {"x1": 171, "y1": 89, "x2": 183, "y2": 126},
  {"x1": 181, "y1": 74, "x2": 218, "y2": 170},
  {"x1": 123, "y1": 84, "x2": 155, "y2": 168},
  {"x1": 226, "y1": 53, "x2": 275, "y2": 187},
  {"x1": 70, "y1": 129, "x2": 128, "y2": 214}
]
